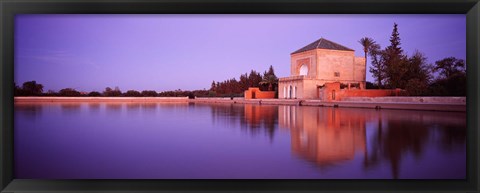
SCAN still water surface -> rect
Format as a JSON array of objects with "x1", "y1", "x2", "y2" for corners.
[{"x1": 15, "y1": 102, "x2": 466, "y2": 179}]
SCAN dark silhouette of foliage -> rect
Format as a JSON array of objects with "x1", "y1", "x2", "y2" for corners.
[
  {"x1": 19, "y1": 81, "x2": 44, "y2": 96},
  {"x1": 124, "y1": 90, "x2": 142, "y2": 97},
  {"x1": 209, "y1": 66, "x2": 277, "y2": 97},
  {"x1": 368, "y1": 43, "x2": 386, "y2": 88},
  {"x1": 14, "y1": 82, "x2": 23, "y2": 96},
  {"x1": 43, "y1": 90, "x2": 57, "y2": 96},
  {"x1": 403, "y1": 51, "x2": 432, "y2": 96},
  {"x1": 103, "y1": 87, "x2": 122, "y2": 97},
  {"x1": 383, "y1": 23, "x2": 409, "y2": 89},
  {"x1": 210, "y1": 81, "x2": 216, "y2": 92},
  {"x1": 88, "y1": 91, "x2": 102, "y2": 96},
  {"x1": 428, "y1": 57, "x2": 466, "y2": 96},
  {"x1": 59, "y1": 88, "x2": 81, "y2": 96},
  {"x1": 141, "y1": 90, "x2": 158, "y2": 97},
  {"x1": 365, "y1": 81, "x2": 376, "y2": 89},
  {"x1": 260, "y1": 65, "x2": 279, "y2": 91},
  {"x1": 433, "y1": 57, "x2": 465, "y2": 79}
]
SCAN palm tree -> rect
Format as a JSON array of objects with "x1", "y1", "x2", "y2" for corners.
[
  {"x1": 260, "y1": 74, "x2": 278, "y2": 91},
  {"x1": 359, "y1": 37, "x2": 375, "y2": 89}
]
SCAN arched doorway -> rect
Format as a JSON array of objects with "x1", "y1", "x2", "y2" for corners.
[
  {"x1": 332, "y1": 90, "x2": 336, "y2": 100},
  {"x1": 289, "y1": 85, "x2": 293, "y2": 99}
]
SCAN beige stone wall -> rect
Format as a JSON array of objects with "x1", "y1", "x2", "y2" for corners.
[
  {"x1": 279, "y1": 78, "x2": 329, "y2": 99},
  {"x1": 316, "y1": 49, "x2": 356, "y2": 82},
  {"x1": 290, "y1": 50, "x2": 317, "y2": 78},
  {"x1": 302, "y1": 79, "x2": 319, "y2": 99},
  {"x1": 279, "y1": 79, "x2": 304, "y2": 99},
  {"x1": 354, "y1": 56, "x2": 366, "y2": 88}
]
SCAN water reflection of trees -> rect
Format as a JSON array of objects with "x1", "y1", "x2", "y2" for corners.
[
  {"x1": 208, "y1": 103, "x2": 278, "y2": 139},
  {"x1": 279, "y1": 106, "x2": 466, "y2": 179},
  {"x1": 364, "y1": 119, "x2": 430, "y2": 179},
  {"x1": 437, "y1": 124, "x2": 467, "y2": 152},
  {"x1": 363, "y1": 110, "x2": 466, "y2": 179},
  {"x1": 88, "y1": 103, "x2": 101, "y2": 113},
  {"x1": 60, "y1": 103, "x2": 82, "y2": 115},
  {"x1": 103, "y1": 103, "x2": 123, "y2": 116},
  {"x1": 14, "y1": 103, "x2": 43, "y2": 120}
]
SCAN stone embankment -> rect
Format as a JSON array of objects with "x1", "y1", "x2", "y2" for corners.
[
  {"x1": 341, "y1": 96, "x2": 466, "y2": 103},
  {"x1": 15, "y1": 96, "x2": 466, "y2": 112},
  {"x1": 14, "y1": 97, "x2": 189, "y2": 103},
  {"x1": 194, "y1": 96, "x2": 466, "y2": 112}
]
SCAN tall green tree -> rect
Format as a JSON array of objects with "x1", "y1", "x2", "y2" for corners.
[
  {"x1": 210, "y1": 81, "x2": 216, "y2": 91},
  {"x1": 239, "y1": 73, "x2": 249, "y2": 91},
  {"x1": 368, "y1": 43, "x2": 386, "y2": 88},
  {"x1": 260, "y1": 65, "x2": 278, "y2": 91},
  {"x1": 404, "y1": 51, "x2": 432, "y2": 96},
  {"x1": 359, "y1": 37, "x2": 375, "y2": 88},
  {"x1": 247, "y1": 70, "x2": 263, "y2": 88},
  {"x1": 260, "y1": 74, "x2": 278, "y2": 91},
  {"x1": 384, "y1": 23, "x2": 408, "y2": 89}
]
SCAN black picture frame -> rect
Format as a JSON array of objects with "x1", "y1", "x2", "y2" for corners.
[{"x1": 1, "y1": 0, "x2": 479, "y2": 192}]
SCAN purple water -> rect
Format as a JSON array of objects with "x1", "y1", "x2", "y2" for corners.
[{"x1": 14, "y1": 102, "x2": 466, "y2": 179}]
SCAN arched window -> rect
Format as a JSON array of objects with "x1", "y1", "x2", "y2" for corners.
[{"x1": 300, "y1": 64, "x2": 308, "y2": 76}]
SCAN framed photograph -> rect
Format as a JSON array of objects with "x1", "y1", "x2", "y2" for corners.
[{"x1": 1, "y1": 0, "x2": 479, "y2": 192}]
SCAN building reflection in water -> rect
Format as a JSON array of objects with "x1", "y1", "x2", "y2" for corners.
[
  {"x1": 279, "y1": 106, "x2": 466, "y2": 179},
  {"x1": 279, "y1": 106, "x2": 366, "y2": 167}
]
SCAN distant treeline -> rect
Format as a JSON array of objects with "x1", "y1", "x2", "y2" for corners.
[
  {"x1": 210, "y1": 65, "x2": 279, "y2": 96},
  {"x1": 14, "y1": 82, "x2": 212, "y2": 98},
  {"x1": 14, "y1": 66, "x2": 279, "y2": 98}
]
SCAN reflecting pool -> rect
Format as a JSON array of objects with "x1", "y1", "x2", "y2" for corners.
[{"x1": 14, "y1": 102, "x2": 466, "y2": 179}]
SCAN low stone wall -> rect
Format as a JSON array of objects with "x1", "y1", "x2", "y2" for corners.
[
  {"x1": 319, "y1": 82, "x2": 399, "y2": 101},
  {"x1": 341, "y1": 96, "x2": 466, "y2": 104},
  {"x1": 236, "y1": 99, "x2": 301, "y2": 105},
  {"x1": 244, "y1": 87, "x2": 275, "y2": 99},
  {"x1": 14, "y1": 97, "x2": 189, "y2": 103},
  {"x1": 16, "y1": 97, "x2": 466, "y2": 112},
  {"x1": 340, "y1": 89, "x2": 399, "y2": 99},
  {"x1": 301, "y1": 100, "x2": 465, "y2": 112},
  {"x1": 193, "y1": 97, "x2": 242, "y2": 103}
]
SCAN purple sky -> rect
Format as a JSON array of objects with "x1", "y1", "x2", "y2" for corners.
[{"x1": 15, "y1": 14, "x2": 465, "y2": 92}]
